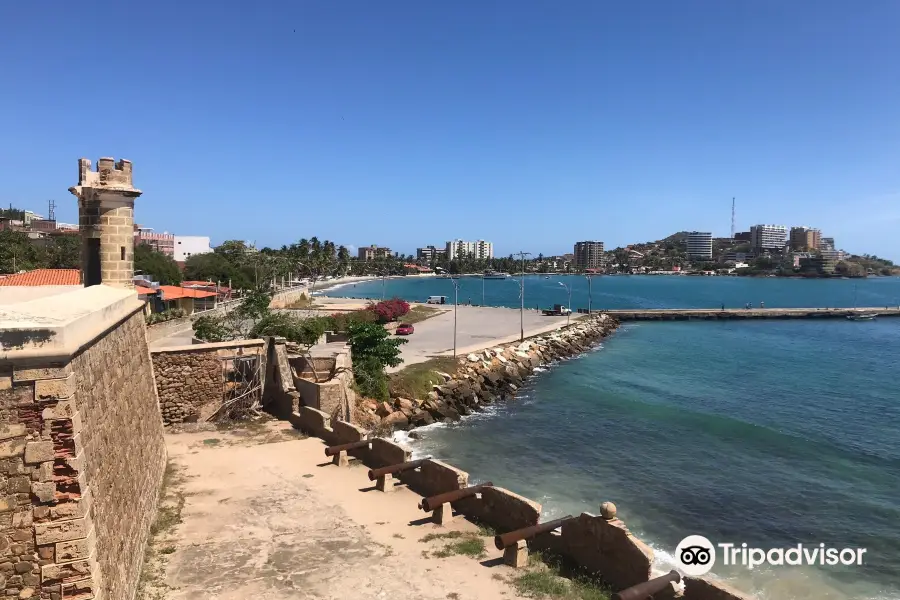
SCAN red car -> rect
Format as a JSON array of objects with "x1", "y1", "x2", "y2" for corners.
[{"x1": 395, "y1": 323, "x2": 415, "y2": 335}]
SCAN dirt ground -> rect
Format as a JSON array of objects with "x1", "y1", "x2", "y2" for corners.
[{"x1": 138, "y1": 420, "x2": 530, "y2": 600}]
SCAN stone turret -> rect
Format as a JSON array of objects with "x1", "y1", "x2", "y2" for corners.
[{"x1": 69, "y1": 157, "x2": 142, "y2": 288}]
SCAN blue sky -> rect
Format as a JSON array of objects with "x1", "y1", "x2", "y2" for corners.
[{"x1": 2, "y1": 1, "x2": 899, "y2": 259}]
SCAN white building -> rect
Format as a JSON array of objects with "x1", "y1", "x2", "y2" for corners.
[
  {"x1": 750, "y1": 225, "x2": 787, "y2": 252},
  {"x1": 686, "y1": 232, "x2": 713, "y2": 260},
  {"x1": 446, "y1": 239, "x2": 493, "y2": 260},
  {"x1": 174, "y1": 236, "x2": 212, "y2": 262}
]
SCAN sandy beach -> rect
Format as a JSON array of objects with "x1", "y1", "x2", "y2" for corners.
[{"x1": 141, "y1": 421, "x2": 529, "y2": 600}]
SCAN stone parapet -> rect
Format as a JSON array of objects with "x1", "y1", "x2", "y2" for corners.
[{"x1": 0, "y1": 292, "x2": 165, "y2": 600}]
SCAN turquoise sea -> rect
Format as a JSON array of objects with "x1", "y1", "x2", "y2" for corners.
[{"x1": 325, "y1": 276, "x2": 900, "y2": 599}]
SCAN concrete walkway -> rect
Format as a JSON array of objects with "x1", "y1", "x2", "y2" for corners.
[
  {"x1": 143, "y1": 423, "x2": 527, "y2": 600},
  {"x1": 390, "y1": 305, "x2": 582, "y2": 371}
]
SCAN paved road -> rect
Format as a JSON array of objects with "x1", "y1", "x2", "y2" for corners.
[{"x1": 389, "y1": 305, "x2": 581, "y2": 371}]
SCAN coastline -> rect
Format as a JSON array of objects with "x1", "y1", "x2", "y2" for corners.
[{"x1": 374, "y1": 314, "x2": 620, "y2": 433}]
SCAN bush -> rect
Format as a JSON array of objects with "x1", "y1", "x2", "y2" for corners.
[
  {"x1": 347, "y1": 321, "x2": 406, "y2": 400},
  {"x1": 329, "y1": 309, "x2": 378, "y2": 332},
  {"x1": 368, "y1": 298, "x2": 411, "y2": 323},
  {"x1": 352, "y1": 356, "x2": 390, "y2": 401},
  {"x1": 145, "y1": 308, "x2": 187, "y2": 325}
]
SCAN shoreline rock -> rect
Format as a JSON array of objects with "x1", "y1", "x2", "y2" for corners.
[{"x1": 379, "y1": 314, "x2": 620, "y2": 432}]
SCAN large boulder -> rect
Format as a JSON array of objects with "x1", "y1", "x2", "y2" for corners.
[
  {"x1": 382, "y1": 411, "x2": 409, "y2": 429},
  {"x1": 395, "y1": 397, "x2": 414, "y2": 411},
  {"x1": 375, "y1": 402, "x2": 393, "y2": 417},
  {"x1": 410, "y1": 410, "x2": 434, "y2": 427}
]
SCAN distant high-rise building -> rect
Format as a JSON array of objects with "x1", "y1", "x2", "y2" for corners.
[
  {"x1": 789, "y1": 227, "x2": 821, "y2": 252},
  {"x1": 819, "y1": 237, "x2": 835, "y2": 251},
  {"x1": 134, "y1": 225, "x2": 175, "y2": 257},
  {"x1": 445, "y1": 240, "x2": 493, "y2": 260},
  {"x1": 358, "y1": 245, "x2": 392, "y2": 261},
  {"x1": 734, "y1": 231, "x2": 752, "y2": 243},
  {"x1": 750, "y1": 225, "x2": 787, "y2": 252},
  {"x1": 416, "y1": 245, "x2": 447, "y2": 262},
  {"x1": 686, "y1": 232, "x2": 713, "y2": 261},
  {"x1": 573, "y1": 241, "x2": 605, "y2": 269}
]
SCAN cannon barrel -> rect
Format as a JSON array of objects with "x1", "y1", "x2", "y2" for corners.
[
  {"x1": 368, "y1": 458, "x2": 429, "y2": 481},
  {"x1": 494, "y1": 515, "x2": 574, "y2": 550},
  {"x1": 611, "y1": 570, "x2": 681, "y2": 600},
  {"x1": 419, "y1": 482, "x2": 494, "y2": 512},
  {"x1": 324, "y1": 439, "x2": 371, "y2": 457}
]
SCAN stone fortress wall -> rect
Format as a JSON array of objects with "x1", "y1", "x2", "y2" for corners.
[
  {"x1": 296, "y1": 405, "x2": 754, "y2": 600},
  {"x1": 0, "y1": 286, "x2": 166, "y2": 600}
]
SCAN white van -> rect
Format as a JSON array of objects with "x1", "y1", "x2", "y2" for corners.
[{"x1": 426, "y1": 295, "x2": 447, "y2": 305}]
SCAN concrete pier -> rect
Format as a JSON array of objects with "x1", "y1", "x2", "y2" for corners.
[{"x1": 591, "y1": 307, "x2": 900, "y2": 321}]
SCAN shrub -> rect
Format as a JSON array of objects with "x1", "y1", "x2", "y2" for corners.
[
  {"x1": 368, "y1": 298, "x2": 411, "y2": 323},
  {"x1": 347, "y1": 321, "x2": 406, "y2": 400}
]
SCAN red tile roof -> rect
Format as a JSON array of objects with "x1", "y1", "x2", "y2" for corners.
[
  {"x1": 0, "y1": 269, "x2": 81, "y2": 287},
  {"x1": 135, "y1": 285, "x2": 157, "y2": 295},
  {"x1": 159, "y1": 285, "x2": 217, "y2": 300}
]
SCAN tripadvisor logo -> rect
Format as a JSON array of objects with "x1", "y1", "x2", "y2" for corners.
[{"x1": 675, "y1": 535, "x2": 867, "y2": 576}]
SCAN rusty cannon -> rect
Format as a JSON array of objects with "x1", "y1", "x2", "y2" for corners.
[
  {"x1": 323, "y1": 439, "x2": 371, "y2": 467},
  {"x1": 367, "y1": 458, "x2": 429, "y2": 492},
  {"x1": 494, "y1": 515, "x2": 574, "y2": 568},
  {"x1": 612, "y1": 570, "x2": 682, "y2": 600},
  {"x1": 418, "y1": 482, "x2": 494, "y2": 525}
]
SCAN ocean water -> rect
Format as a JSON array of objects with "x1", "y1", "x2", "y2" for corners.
[
  {"x1": 323, "y1": 273, "x2": 900, "y2": 312},
  {"x1": 328, "y1": 277, "x2": 900, "y2": 599}
]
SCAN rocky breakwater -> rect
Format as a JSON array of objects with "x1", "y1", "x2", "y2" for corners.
[{"x1": 375, "y1": 315, "x2": 619, "y2": 432}]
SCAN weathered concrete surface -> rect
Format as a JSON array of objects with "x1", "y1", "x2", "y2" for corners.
[
  {"x1": 386, "y1": 305, "x2": 581, "y2": 371},
  {"x1": 156, "y1": 425, "x2": 527, "y2": 600}
]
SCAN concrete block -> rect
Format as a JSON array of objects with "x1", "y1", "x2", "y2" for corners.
[
  {"x1": 33, "y1": 461, "x2": 54, "y2": 482},
  {"x1": 13, "y1": 365, "x2": 71, "y2": 383},
  {"x1": 331, "y1": 450, "x2": 349, "y2": 467},
  {"x1": 375, "y1": 473, "x2": 395, "y2": 493},
  {"x1": 503, "y1": 539, "x2": 528, "y2": 568},
  {"x1": 432, "y1": 503, "x2": 453, "y2": 526},
  {"x1": 34, "y1": 375, "x2": 75, "y2": 400},
  {"x1": 56, "y1": 528, "x2": 94, "y2": 562},
  {"x1": 24, "y1": 442, "x2": 54, "y2": 464},
  {"x1": 41, "y1": 400, "x2": 77, "y2": 421},
  {"x1": 31, "y1": 482, "x2": 56, "y2": 503},
  {"x1": 0, "y1": 437, "x2": 25, "y2": 459},
  {"x1": 0, "y1": 424, "x2": 25, "y2": 441},
  {"x1": 34, "y1": 517, "x2": 87, "y2": 545}
]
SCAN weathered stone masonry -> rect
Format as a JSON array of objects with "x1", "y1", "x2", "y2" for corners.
[
  {"x1": 0, "y1": 287, "x2": 166, "y2": 600},
  {"x1": 151, "y1": 340, "x2": 267, "y2": 424}
]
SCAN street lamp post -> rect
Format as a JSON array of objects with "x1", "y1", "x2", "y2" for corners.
[
  {"x1": 482, "y1": 273, "x2": 485, "y2": 306},
  {"x1": 450, "y1": 279, "x2": 460, "y2": 358},
  {"x1": 515, "y1": 251, "x2": 532, "y2": 341},
  {"x1": 558, "y1": 281, "x2": 572, "y2": 326},
  {"x1": 585, "y1": 274, "x2": 594, "y2": 314}
]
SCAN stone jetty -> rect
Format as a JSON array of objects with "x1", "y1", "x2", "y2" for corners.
[{"x1": 379, "y1": 314, "x2": 619, "y2": 430}]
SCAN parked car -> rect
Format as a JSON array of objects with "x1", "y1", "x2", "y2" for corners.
[
  {"x1": 426, "y1": 295, "x2": 447, "y2": 304},
  {"x1": 395, "y1": 323, "x2": 415, "y2": 335}
]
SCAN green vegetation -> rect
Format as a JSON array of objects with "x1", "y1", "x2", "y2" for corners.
[
  {"x1": 0, "y1": 229, "x2": 80, "y2": 273},
  {"x1": 347, "y1": 321, "x2": 406, "y2": 401},
  {"x1": 285, "y1": 293, "x2": 321, "y2": 309},
  {"x1": 135, "y1": 243, "x2": 182, "y2": 285},
  {"x1": 388, "y1": 357, "x2": 458, "y2": 400},
  {"x1": 420, "y1": 530, "x2": 487, "y2": 559},
  {"x1": 513, "y1": 553, "x2": 611, "y2": 600},
  {"x1": 145, "y1": 308, "x2": 187, "y2": 325},
  {"x1": 433, "y1": 537, "x2": 486, "y2": 558},
  {"x1": 399, "y1": 304, "x2": 443, "y2": 324}
]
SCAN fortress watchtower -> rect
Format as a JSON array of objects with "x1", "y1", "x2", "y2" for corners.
[{"x1": 68, "y1": 157, "x2": 142, "y2": 288}]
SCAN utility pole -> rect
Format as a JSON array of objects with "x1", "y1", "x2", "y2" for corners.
[
  {"x1": 585, "y1": 274, "x2": 594, "y2": 314},
  {"x1": 731, "y1": 197, "x2": 736, "y2": 241},
  {"x1": 515, "y1": 251, "x2": 532, "y2": 341},
  {"x1": 451, "y1": 278, "x2": 460, "y2": 357}
]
